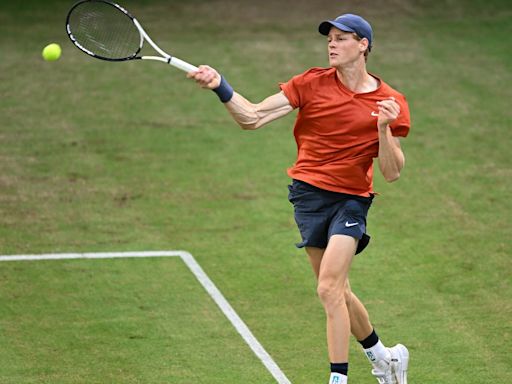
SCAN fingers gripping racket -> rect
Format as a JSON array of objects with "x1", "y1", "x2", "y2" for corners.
[{"x1": 65, "y1": 0, "x2": 198, "y2": 72}]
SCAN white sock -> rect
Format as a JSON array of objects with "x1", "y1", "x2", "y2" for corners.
[
  {"x1": 329, "y1": 372, "x2": 348, "y2": 384},
  {"x1": 363, "y1": 340, "x2": 391, "y2": 364}
]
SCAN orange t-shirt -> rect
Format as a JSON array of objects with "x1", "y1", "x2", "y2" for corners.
[{"x1": 280, "y1": 67, "x2": 411, "y2": 196}]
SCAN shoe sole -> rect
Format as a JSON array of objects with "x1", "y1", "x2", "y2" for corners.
[{"x1": 391, "y1": 344, "x2": 409, "y2": 384}]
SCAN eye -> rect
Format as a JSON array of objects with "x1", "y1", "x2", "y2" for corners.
[{"x1": 328, "y1": 36, "x2": 345, "y2": 42}]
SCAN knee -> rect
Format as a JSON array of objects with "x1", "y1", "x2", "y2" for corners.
[{"x1": 317, "y1": 279, "x2": 347, "y2": 312}]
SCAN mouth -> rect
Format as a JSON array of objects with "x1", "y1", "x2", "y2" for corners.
[{"x1": 329, "y1": 52, "x2": 338, "y2": 58}]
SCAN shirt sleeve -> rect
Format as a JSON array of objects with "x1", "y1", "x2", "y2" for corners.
[
  {"x1": 279, "y1": 76, "x2": 302, "y2": 109},
  {"x1": 389, "y1": 94, "x2": 411, "y2": 137},
  {"x1": 279, "y1": 68, "x2": 320, "y2": 109}
]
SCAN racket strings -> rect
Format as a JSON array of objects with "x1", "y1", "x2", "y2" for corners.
[{"x1": 68, "y1": 1, "x2": 141, "y2": 60}]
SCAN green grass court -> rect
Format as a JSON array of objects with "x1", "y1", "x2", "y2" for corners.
[{"x1": 1, "y1": 0, "x2": 511, "y2": 382}]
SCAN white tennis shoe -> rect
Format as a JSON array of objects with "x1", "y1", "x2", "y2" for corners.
[
  {"x1": 371, "y1": 344, "x2": 409, "y2": 384},
  {"x1": 389, "y1": 344, "x2": 409, "y2": 384},
  {"x1": 371, "y1": 359, "x2": 395, "y2": 384}
]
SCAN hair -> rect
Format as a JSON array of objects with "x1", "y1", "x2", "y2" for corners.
[{"x1": 352, "y1": 33, "x2": 370, "y2": 62}]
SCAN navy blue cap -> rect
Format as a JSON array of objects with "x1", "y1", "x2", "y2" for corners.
[{"x1": 318, "y1": 14, "x2": 373, "y2": 51}]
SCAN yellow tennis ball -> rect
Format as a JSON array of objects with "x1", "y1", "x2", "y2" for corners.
[{"x1": 42, "y1": 43, "x2": 62, "y2": 61}]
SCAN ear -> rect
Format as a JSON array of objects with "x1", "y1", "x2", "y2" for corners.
[{"x1": 360, "y1": 38, "x2": 370, "y2": 52}]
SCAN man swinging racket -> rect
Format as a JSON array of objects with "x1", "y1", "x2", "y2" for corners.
[{"x1": 189, "y1": 13, "x2": 410, "y2": 384}]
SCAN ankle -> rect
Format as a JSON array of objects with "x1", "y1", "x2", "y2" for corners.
[
  {"x1": 329, "y1": 362, "x2": 348, "y2": 383},
  {"x1": 358, "y1": 329, "x2": 390, "y2": 363}
]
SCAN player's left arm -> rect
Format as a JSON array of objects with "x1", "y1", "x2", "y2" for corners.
[{"x1": 376, "y1": 97, "x2": 406, "y2": 182}]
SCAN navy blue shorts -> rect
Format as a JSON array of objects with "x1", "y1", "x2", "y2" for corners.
[{"x1": 288, "y1": 179, "x2": 373, "y2": 255}]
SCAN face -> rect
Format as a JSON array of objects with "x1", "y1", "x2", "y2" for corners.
[{"x1": 327, "y1": 27, "x2": 368, "y2": 67}]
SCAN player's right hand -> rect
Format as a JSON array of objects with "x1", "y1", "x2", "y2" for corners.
[{"x1": 187, "y1": 65, "x2": 221, "y2": 90}]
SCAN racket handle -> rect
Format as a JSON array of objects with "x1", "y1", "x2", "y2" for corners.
[{"x1": 169, "y1": 57, "x2": 198, "y2": 73}]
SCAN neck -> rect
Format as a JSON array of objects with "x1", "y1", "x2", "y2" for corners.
[{"x1": 335, "y1": 61, "x2": 376, "y2": 93}]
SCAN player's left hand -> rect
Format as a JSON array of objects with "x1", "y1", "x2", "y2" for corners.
[{"x1": 376, "y1": 97, "x2": 400, "y2": 129}]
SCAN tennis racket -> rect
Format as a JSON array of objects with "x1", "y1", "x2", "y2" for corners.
[{"x1": 65, "y1": 0, "x2": 198, "y2": 72}]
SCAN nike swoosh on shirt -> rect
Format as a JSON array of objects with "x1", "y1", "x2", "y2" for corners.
[
  {"x1": 345, "y1": 222, "x2": 359, "y2": 227},
  {"x1": 371, "y1": 111, "x2": 379, "y2": 117}
]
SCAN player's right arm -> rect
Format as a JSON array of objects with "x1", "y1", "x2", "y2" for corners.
[
  {"x1": 226, "y1": 91, "x2": 293, "y2": 130},
  {"x1": 188, "y1": 65, "x2": 293, "y2": 130}
]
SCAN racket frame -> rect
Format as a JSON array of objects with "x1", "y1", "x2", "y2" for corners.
[{"x1": 66, "y1": 0, "x2": 198, "y2": 72}]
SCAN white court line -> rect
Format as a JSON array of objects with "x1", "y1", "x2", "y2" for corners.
[{"x1": 0, "y1": 251, "x2": 291, "y2": 384}]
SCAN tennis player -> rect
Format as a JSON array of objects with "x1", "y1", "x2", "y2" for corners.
[{"x1": 189, "y1": 13, "x2": 410, "y2": 384}]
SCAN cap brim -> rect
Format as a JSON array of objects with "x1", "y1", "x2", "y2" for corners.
[{"x1": 318, "y1": 21, "x2": 356, "y2": 36}]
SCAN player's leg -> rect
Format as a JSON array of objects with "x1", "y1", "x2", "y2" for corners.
[
  {"x1": 307, "y1": 248, "x2": 373, "y2": 339},
  {"x1": 346, "y1": 281, "x2": 409, "y2": 383},
  {"x1": 307, "y1": 248, "x2": 408, "y2": 384},
  {"x1": 317, "y1": 235, "x2": 356, "y2": 361},
  {"x1": 308, "y1": 235, "x2": 357, "y2": 383},
  {"x1": 344, "y1": 280, "x2": 373, "y2": 340},
  {"x1": 345, "y1": 274, "x2": 409, "y2": 383},
  {"x1": 305, "y1": 246, "x2": 323, "y2": 278}
]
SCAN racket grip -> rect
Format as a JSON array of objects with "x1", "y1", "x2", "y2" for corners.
[{"x1": 169, "y1": 57, "x2": 198, "y2": 73}]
